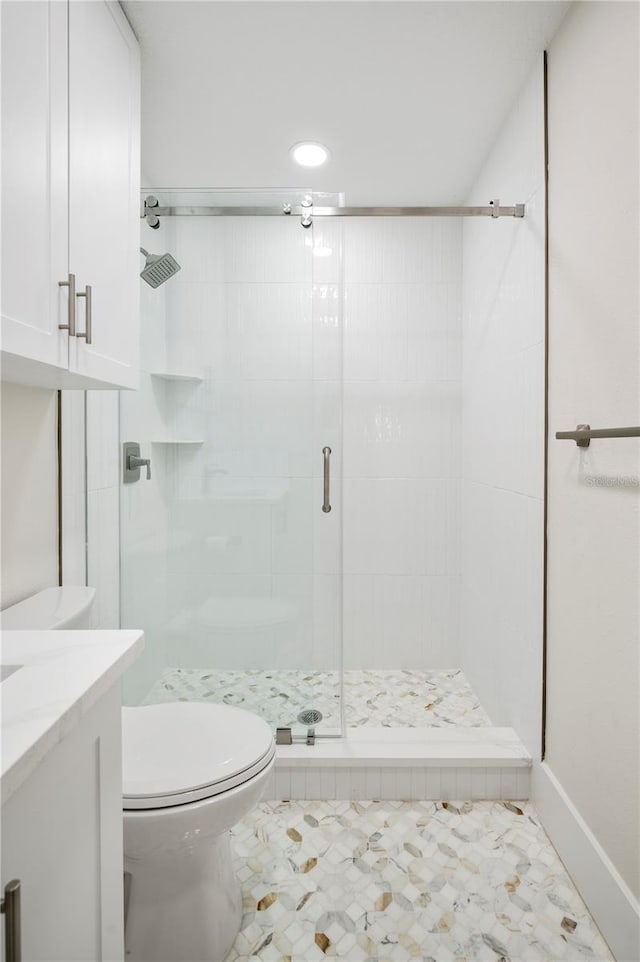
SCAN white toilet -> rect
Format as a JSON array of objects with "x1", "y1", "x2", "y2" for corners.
[
  {"x1": 1, "y1": 586, "x2": 276, "y2": 962},
  {"x1": 122, "y1": 702, "x2": 274, "y2": 962}
]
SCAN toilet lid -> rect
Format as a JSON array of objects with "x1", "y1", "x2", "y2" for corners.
[{"x1": 122, "y1": 702, "x2": 275, "y2": 810}]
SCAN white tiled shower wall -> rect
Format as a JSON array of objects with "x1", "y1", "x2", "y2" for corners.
[
  {"x1": 460, "y1": 61, "x2": 545, "y2": 757},
  {"x1": 118, "y1": 280, "x2": 172, "y2": 702},
  {"x1": 139, "y1": 210, "x2": 340, "y2": 679},
  {"x1": 342, "y1": 219, "x2": 461, "y2": 668}
]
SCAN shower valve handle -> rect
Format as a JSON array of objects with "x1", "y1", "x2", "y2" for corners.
[{"x1": 127, "y1": 454, "x2": 151, "y2": 480}]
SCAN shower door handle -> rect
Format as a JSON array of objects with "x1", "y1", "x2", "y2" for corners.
[
  {"x1": 1, "y1": 879, "x2": 21, "y2": 962},
  {"x1": 322, "y1": 446, "x2": 332, "y2": 513}
]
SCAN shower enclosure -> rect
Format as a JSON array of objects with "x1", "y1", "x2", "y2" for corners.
[
  {"x1": 121, "y1": 190, "x2": 345, "y2": 740},
  {"x1": 120, "y1": 187, "x2": 528, "y2": 741}
]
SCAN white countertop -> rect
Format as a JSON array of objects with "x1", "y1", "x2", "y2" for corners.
[{"x1": 1, "y1": 629, "x2": 144, "y2": 804}]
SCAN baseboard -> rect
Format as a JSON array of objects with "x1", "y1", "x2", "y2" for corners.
[{"x1": 533, "y1": 762, "x2": 640, "y2": 962}]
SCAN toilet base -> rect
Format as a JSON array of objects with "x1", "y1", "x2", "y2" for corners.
[{"x1": 124, "y1": 829, "x2": 242, "y2": 962}]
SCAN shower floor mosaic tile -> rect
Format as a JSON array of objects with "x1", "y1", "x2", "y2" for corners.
[
  {"x1": 144, "y1": 668, "x2": 493, "y2": 729},
  {"x1": 226, "y1": 799, "x2": 613, "y2": 962}
]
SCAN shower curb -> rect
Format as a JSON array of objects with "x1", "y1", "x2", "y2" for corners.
[{"x1": 267, "y1": 726, "x2": 531, "y2": 801}]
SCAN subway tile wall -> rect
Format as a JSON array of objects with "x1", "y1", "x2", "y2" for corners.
[
  {"x1": 342, "y1": 218, "x2": 462, "y2": 669},
  {"x1": 460, "y1": 61, "x2": 546, "y2": 757}
]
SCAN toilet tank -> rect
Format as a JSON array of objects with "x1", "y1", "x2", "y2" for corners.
[{"x1": 0, "y1": 586, "x2": 96, "y2": 630}]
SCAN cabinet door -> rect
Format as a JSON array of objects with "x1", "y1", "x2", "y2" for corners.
[
  {"x1": 0, "y1": 1, "x2": 69, "y2": 375},
  {"x1": 68, "y1": 1, "x2": 140, "y2": 390},
  {"x1": 0, "y1": 688, "x2": 124, "y2": 962}
]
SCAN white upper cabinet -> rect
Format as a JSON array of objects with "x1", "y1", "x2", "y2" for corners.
[
  {"x1": 1, "y1": 1, "x2": 69, "y2": 377},
  {"x1": 68, "y1": 2, "x2": 140, "y2": 389},
  {"x1": 1, "y1": 1, "x2": 140, "y2": 390}
]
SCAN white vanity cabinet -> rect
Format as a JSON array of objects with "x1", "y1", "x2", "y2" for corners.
[
  {"x1": 0, "y1": 628, "x2": 143, "y2": 962},
  {"x1": 1, "y1": 689, "x2": 125, "y2": 962},
  {"x1": 0, "y1": 1, "x2": 140, "y2": 390}
]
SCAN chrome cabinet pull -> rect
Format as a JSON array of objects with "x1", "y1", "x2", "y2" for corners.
[
  {"x1": 75, "y1": 285, "x2": 92, "y2": 344},
  {"x1": 322, "y1": 446, "x2": 332, "y2": 513},
  {"x1": 58, "y1": 273, "x2": 76, "y2": 335},
  {"x1": 1, "y1": 879, "x2": 22, "y2": 962}
]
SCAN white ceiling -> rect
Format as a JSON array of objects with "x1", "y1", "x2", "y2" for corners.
[{"x1": 122, "y1": 1, "x2": 569, "y2": 204}]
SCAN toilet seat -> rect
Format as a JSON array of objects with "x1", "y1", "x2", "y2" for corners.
[{"x1": 122, "y1": 702, "x2": 275, "y2": 810}]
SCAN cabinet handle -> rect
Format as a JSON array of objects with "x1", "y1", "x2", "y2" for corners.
[
  {"x1": 1, "y1": 879, "x2": 21, "y2": 962},
  {"x1": 58, "y1": 273, "x2": 76, "y2": 335},
  {"x1": 75, "y1": 285, "x2": 92, "y2": 344}
]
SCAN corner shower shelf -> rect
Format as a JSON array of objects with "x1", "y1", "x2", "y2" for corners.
[
  {"x1": 149, "y1": 371, "x2": 203, "y2": 383},
  {"x1": 150, "y1": 439, "x2": 204, "y2": 445}
]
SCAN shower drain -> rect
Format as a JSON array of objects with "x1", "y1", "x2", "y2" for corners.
[{"x1": 297, "y1": 708, "x2": 323, "y2": 726}]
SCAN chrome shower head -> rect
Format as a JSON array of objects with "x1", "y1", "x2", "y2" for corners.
[{"x1": 139, "y1": 247, "x2": 181, "y2": 288}]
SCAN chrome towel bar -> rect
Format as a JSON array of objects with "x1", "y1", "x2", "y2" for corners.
[{"x1": 555, "y1": 424, "x2": 640, "y2": 447}]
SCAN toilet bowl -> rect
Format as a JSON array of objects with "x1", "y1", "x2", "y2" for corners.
[
  {"x1": 1, "y1": 587, "x2": 276, "y2": 962},
  {"x1": 122, "y1": 702, "x2": 275, "y2": 962}
]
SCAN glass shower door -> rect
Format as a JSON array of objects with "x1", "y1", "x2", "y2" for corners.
[{"x1": 120, "y1": 190, "x2": 343, "y2": 740}]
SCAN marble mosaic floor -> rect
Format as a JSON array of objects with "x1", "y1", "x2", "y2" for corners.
[
  {"x1": 144, "y1": 668, "x2": 492, "y2": 729},
  {"x1": 226, "y1": 799, "x2": 613, "y2": 962}
]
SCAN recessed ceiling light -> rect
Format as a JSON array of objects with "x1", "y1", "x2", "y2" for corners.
[{"x1": 290, "y1": 142, "x2": 330, "y2": 167}]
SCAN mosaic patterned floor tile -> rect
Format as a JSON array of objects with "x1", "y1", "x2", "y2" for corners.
[
  {"x1": 226, "y1": 800, "x2": 613, "y2": 962},
  {"x1": 143, "y1": 668, "x2": 492, "y2": 729}
]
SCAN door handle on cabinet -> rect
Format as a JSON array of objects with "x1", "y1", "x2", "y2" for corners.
[
  {"x1": 1, "y1": 879, "x2": 21, "y2": 962},
  {"x1": 75, "y1": 285, "x2": 92, "y2": 344},
  {"x1": 58, "y1": 273, "x2": 76, "y2": 335}
]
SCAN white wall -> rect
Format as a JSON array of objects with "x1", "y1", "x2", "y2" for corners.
[
  {"x1": 459, "y1": 61, "x2": 546, "y2": 754},
  {"x1": 342, "y1": 218, "x2": 462, "y2": 668},
  {"x1": 0, "y1": 382, "x2": 59, "y2": 607},
  {"x1": 542, "y1": 0, "x2": 639, "y2": 926}
]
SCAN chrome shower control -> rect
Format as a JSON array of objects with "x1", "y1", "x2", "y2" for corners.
[{"x1": 123, "y1": 442, "x2": 151, "y2": 483}]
